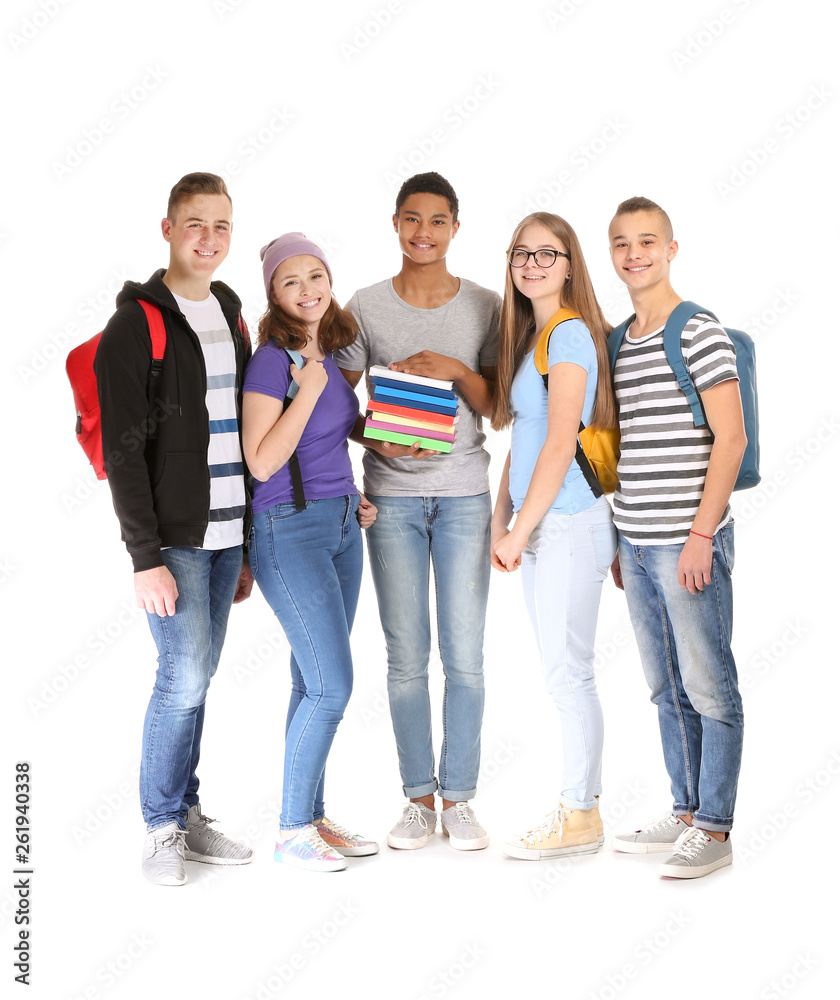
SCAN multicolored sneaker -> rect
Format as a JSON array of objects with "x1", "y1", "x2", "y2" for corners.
[
  {"x1": 315, "y1": 816, "x2": 379, "y2": 857},
  {"x1": 611, "y1": 813, "x2": 692, "y2": 854},
  {"x1": 274, "y1": 825, "x2": 347, "y2": 872},
  {"x1": 440, "y1": 802, "x2": 489, "y2": 851},
  {"x1": 659, "y1": 828, "x2": 733, "y2": 879},
  {"x1": 503, "y1": 805, "x2": 599, "y2": 861},
  {"x1": 142, "y1": 822, "x2": 187, "y2": 886},
  {"x1": 184, "y1": 804, "x2": 253, "y2": 865}
]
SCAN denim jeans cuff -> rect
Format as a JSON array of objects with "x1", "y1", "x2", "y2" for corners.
[
  {"x1": 403, "y1": 779, "x2": 438, "y2": 798},
  {"x1": 148, "y1": 819, "x2": 185, "y2": 833},
  {"x1": 693, "y1": 813, "x2": 733, "y2": 833},
  {"x1": 672, "y1": 803, "x2": 696, "y2": 817},
  {"x1": 439, "y1": 787, "x2": 477, "y2": 802},
  {"x1": 559, "y1": 795, "x2": 597, "y2": 811}
]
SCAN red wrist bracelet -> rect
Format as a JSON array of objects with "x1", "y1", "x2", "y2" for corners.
[{"x1": 689, "y1": 529, "x2": 713, "y2": 540}]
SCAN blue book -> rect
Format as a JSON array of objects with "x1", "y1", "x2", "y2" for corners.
[
  {"x1": 370, "y1": 374, "x2": 456, "y2": 400},
  {"x1": 373, "y1": 386, "x2": 458, "y2": 414}
]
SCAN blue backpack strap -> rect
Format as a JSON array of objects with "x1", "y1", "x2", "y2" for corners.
[
  {"x1": 663, "y1": 301, "x2": 719, "y2": 429},
  {"x1": 282, "y1": 348, "x2": 306, "y2": 509},
  {"x1": 607, "y1": 317, "x2": 632, "y2": 371}
]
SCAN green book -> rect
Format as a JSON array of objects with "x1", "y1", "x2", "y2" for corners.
[{"x1": 363, "y1": 426, "x2": 452, "y2": 454}]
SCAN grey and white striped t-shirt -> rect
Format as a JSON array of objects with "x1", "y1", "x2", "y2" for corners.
[{"x1": 613, "y1": 313, "x2": 738, "y2": 545}]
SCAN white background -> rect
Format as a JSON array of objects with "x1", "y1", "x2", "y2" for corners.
[{"x1": 4, "y1": 0, "x2": 838, "y2": 997}]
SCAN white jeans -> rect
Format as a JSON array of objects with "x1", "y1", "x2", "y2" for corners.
[{"x1": 520, "y1": 495, "x2": 617, "y2": 810}]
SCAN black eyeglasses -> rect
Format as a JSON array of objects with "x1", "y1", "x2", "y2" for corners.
[{"x1": 508, "y1": 249, "x2": 571, "y2": 268}]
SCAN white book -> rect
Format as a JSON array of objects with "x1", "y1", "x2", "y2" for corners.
[{"x1": 369, "y1": 364, "x2": 455, "y2": 392}]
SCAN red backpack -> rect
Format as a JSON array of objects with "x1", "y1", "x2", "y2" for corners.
[{"x1": 66, "y1": 300, "x2": 166, "y2": 480}]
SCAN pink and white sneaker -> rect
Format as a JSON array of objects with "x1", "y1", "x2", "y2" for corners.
[
  {"x1": 274, "y1": 825, "x2": 347, "y2": 872},
  {"x1": 315, "y1": 816, "x2": 379, "y2": 857}
]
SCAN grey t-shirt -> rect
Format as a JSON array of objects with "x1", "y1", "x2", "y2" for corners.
[{"x1": 335, "y1": 277, "x2": 500, "y2": 497}]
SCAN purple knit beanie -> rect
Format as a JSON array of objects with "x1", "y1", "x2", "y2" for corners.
[{"x1": 260, "y1": 232, "x2": 332, "y2": 297}]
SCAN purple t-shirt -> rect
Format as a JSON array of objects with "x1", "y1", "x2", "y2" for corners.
[{"x1": 244, "y1": 342, "x2": 358, "y2": 513}]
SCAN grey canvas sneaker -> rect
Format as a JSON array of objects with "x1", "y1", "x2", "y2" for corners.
[
  {"x1": 142, "y1": 822, "x2": 187, "y2": 886},
  {"x1": 184, "y1": 804, "x2": 253, "y2": 865},
  {"x1": 440, "y1": 802, "x2": 489, "y2": 851},
  {"x1": 387, "y1": 802, "x2": 437, "y2": 850},
  {"x1": 611, "y1": 813, "x2": 692, "y2": 854},
  {"x1": 659, "y1": 827, "x2": 733, "y2": 879}
]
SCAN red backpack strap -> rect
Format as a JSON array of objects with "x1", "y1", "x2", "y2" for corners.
[
  {"x1": 138, "y1": 301, "x2": 166, "y2": 368},
  {"x1": 237, "y1": 313, "x2": 249, "y2": 342}
]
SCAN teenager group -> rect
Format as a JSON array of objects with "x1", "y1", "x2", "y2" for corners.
[{"x1": 94, "y1": 170, "x2": 746, "y2": 885}]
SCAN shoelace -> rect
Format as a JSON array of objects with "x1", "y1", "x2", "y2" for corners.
[
  {"x1": 522, "y1": 808, "x2": 564, "y2": 846},
  {"x1": 671, "y1": 829, "x2": 710, "y2": 859},
  {"x1": 317, "y1": 817, "x2": 356, "y2": 841},
  {"x1": 640, "y1": 812, "x2": 679, "y2": 833},
  {"x1": 402, "y1": 803, "x2": 429, "y2": 830},
  {"x1": 452, "y1": 803, "x2": 473, "y2": 824},
  {"x1": 152, "y1": 828, "x2": 184, "y2": 852},
  {"x1": 298, "y1": 826, "x2": 337, "y2": 858}
]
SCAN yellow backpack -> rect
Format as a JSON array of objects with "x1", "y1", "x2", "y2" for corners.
[{"x1": 533, "y1": 308, "x2": 620, "y2": 496}]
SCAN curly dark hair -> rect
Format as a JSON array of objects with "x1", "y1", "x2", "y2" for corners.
[{"x1": 395, "y1": 172, "x2": 459, "y2": 220}]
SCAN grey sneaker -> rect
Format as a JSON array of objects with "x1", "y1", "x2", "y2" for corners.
[
  {"x1": 387, "y1": 802, "x2": 437, "y2": 850},
  {"x1": 142, "y1": 822, "x2": 187, "y2": 886},
  {"x1": 611, "y1": 813, "x2": 692, "y2": 854},
  {"x1": 659, "y1": 827, "x2": 732, "y2": 879},
  {"x1": 440, "y1": 802, "x2": 489, "y2": 851},
  {"x1": 184, "y1": 804, "x2": 253, "y2": 865}
]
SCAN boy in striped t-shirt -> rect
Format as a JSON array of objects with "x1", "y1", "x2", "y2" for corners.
[{"x1": 606, "y1": 197, "x2": 747, "y2": 879}]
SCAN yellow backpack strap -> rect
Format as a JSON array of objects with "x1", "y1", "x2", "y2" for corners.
[{"x1": 533, "y1": 308, "x2": 582, "y2": 378}]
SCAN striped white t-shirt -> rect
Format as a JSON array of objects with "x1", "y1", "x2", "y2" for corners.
[
  {"x1": 613, "y1": 313, "x2": 738, "y2": 545},
  {"x1": 173, "y1": 292, "x2": 245, "y2": 551}
]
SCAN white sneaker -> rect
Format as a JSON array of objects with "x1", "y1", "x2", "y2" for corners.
[
  {"x1": 387, "y1": 802, "x2": 437, "y2": 850},
  {"x1": 440, "y1": 802, "x2": 489, "y2": 851},
  {"x1": 142, "y1": 822, "x2": 186, "y2": 886}
]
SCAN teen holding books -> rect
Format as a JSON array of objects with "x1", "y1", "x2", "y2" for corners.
[
  {"x1": 490, "y1": 212, "x2": 618, "y2": 860},
  {"x1": 242, "y1": 233, "x2": 378, "y2": 872},
  {"x1": 336, "y1": 173, "x2": 500, "y2": 850}
]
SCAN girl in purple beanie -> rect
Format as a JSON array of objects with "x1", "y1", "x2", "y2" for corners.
[{"x1": 243, "y1": 233, "x2": 378, "y2": 872}]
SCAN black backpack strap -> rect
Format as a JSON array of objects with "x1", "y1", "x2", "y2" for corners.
[{"x1": 283, "y1": 349, "x2": 307, "y2": 511}]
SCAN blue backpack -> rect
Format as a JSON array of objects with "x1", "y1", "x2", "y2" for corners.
[{"x1": 607, "y1": 301, "x2": 759, "y2": 491}]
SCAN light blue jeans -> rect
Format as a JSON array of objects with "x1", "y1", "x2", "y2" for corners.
[
  {"x1": 250, "y1": 495, "x2": 362, "y2": 829},
  {"x1": 520, "y1": 496, "x2": 617, "y2": 810},
  {"x1": 141, "y1": 544, "x2": 242, "y2": 831},
  {"x1": 366, "y1": 494, "x2": 491, "y2": 801},
  {"x1": 618, "y1": 523, "x2": 743, "y2": 832}
]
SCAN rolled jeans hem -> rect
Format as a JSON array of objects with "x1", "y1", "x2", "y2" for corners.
[
  {"x1": 673, "y1": 804, "x2": 696, "y2": 817},
  {"x1": 404, "y1": 780, "x2": 438, "y2": 799},
  {"x1": 148, "y1": 819, "x2": 185, "y2": 833},
  {"x1": 693, "y1": 815, "x2": 733, "y2": 833},
  {"x1": 440, "y1": 787, "x2": 477, "y2": 802},
  {"x1": 560, "y1": 794, "x2": 597, "y2": 811}
]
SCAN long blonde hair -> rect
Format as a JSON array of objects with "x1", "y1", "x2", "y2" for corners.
[{"x1": 491, "y1": 212, "x2": 617, "y2": 432}]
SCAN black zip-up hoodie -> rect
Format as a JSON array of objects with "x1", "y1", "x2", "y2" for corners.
[{"x1": 94, "y1": 270, "x2": 252, "y2": 572}]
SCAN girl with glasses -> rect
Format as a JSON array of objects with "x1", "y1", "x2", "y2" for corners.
[{"x1": 490, "y1": 213, "x2": 618, "y2": 860}]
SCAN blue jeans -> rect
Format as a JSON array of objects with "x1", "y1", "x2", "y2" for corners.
[
  {"x1": 141, "y1": 544, "x2": 242, "y2": 831},
  {"x1": 366, "y1": 493, "x2": 491, "y2": 801},
  {"x1": 618, "y1": 524, "x2": 743, "y2": 832},
  {"x1": 520, "y1": 497, "x2": 616, "y2": 811},
  {"x1": 250, "y1": 495, "x2": 362, "y2": 830}
]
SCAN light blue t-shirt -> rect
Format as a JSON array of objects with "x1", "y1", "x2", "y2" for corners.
[{"x1": 509, "y1": 318, "x2": 599, "y2": 515}]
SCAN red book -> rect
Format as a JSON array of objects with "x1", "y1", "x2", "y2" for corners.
[{"x1": 365, "y1": 399, "x2": 456, "y2": 426}]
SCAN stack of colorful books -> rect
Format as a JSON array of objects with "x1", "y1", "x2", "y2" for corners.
[{"x1": 364, "y1": 365, "x2": 458, "y2": 454}]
